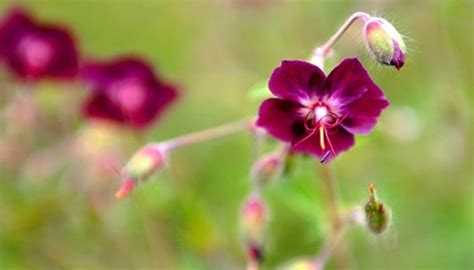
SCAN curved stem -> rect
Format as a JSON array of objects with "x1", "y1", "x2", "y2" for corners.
[
  {"x1": 160, "y1": 118, "x2": 256, "y2": 151},
  {"x1": 310, "y1": 11, "x2": 371, "y2": 69},
  {"x1": 314, "y1": 208, "x2": 362, "y2": 269}
]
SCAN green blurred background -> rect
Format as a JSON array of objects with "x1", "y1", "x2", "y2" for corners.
[{"x1": 0, "y1": 0, "x2": 472, "y2": 269}]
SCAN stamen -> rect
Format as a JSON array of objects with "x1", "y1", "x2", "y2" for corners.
[
  {"x1": 294, "y1": 127, "x2": 318, "y2": 147},
  {"x1": 320, "y1": 150, "x2": 331, "y2": 163},
  {"x1": 319, "y1": 126, "x2": 326, "y2": 150},
  {"x1": 323, "y1": 127, "x2": 336, "y2": 155}
]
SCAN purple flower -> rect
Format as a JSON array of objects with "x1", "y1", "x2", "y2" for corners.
[
  {"x1": 81, "y1": 57, "x2": 178, "y2": 129},
  {"x1": 0, "y1": 9, "x2": 79, "y2": 80},
  {"x1": 257, "y1": 58, "x2": 389, "y2": 162}
]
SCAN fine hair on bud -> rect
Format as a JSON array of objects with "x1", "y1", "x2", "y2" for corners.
[
  {"x1": 364, "y1": 183, "x2": 391, "y2": 234},
  {"x1": 363, "y1": 17, "x2": 406, "y2": 70},
  {"x1": 240, "y1": 193, "x2": 267, "y2": 263},
  {"x1": 251, "y1": 152, "x2": 283, "y2": 185},
  {"x1": 123, "y1": 144, "x2": 166, "y2": 180}
]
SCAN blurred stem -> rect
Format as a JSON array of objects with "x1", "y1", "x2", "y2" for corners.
[
  {"x1": 317, "y1": 164, "x2": 352, "y2": 269},
  {"x1": 314, "y1": 208, "x2": 362, "y2": 269},
  {"x1": 318, "y1": 165, "x2": 341, "y2": 232},
  {"x1": 310, "y1": 11, "x2": 371, "y2": 69},
  {"x1": 247, "y1": 261, "x2": 259, "y2": 270},
  {"x1": 161, "y1": 118, "x2": 256, "y2": 151}
]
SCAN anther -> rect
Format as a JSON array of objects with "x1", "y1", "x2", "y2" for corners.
[{"x1": 320, "y1": 150, "x2": 331, "y2": 163}]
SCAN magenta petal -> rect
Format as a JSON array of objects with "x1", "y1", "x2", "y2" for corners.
[
  {"x1": 390, "y1": 41, "x2": 405, "y2": 70},
  {"x1": 0, "y1": 9, "x2": 33, "y2": 57},
  {"x1": 82, "y1": 83, "x2": 177, "y2": 129},
  {"x1": 37, "y1": 26, "x2": 79, "y2": 78},
  {"x1": 0, "y1": 9, "x2": 78, "y2": 80},
  {"x1": 268, "y1": 60, "x2": 325, "y2": 101},
  {"x1": 81, "y1": 58, "x2": 156, "y2": 92},
  {"x1": 292, "y1": 126, "x2": 355, "y2": 161},
  {"x1": 257, "y1": 98, "x2": 303, "y2": 142},
  {"x1": 81, "y1": 57, "x2": 178, "y2": 129},
  {"x1": 322, "y1": 58, "x2": 374, "y2": 104},
  {"x1": 339, "y1": 80, "x2": 389, "y2": 135}
]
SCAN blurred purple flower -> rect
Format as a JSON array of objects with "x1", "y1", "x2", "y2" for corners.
[
  {"x1": 81, "y1": 57, "x2": 178, "y2": 129},
  {"x1": 257, "y1": 58, "x2": 389, "y2": 162},
  {"x1": 0, "y1": 8, "x2": 79, "y2": 80}
]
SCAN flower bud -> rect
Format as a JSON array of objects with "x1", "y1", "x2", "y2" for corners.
[
  {"x1": 363, "y1": 17, "x2": 406, "y2": 70},
  {"x1": 123, "y1": 144, "x2": 165, "y2": 180},
  {"x1": 251, "y1": 153, "x2": 282, "y2": 185},
  {"x1": 364, "y1": 183, "x2": 390, "y2": 234},
  {"x1": 115, "y1": 178, "x2": 136, "y2": 199},
  {"x1": 281, "y1": 259, "x2": 319, "y2": 270},
  {"x1": 241, "y1": 194, "x2": 267, "y2": 263}
]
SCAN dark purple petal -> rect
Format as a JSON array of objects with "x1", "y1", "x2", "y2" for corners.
[
  {"x1": 390, "y1": 41, "x2": 405, "y2": 70},
  {"x1": 268, "y1": 60, "x2": 325, "y2": 101},
  {"x1": 82, "y1": 82, "x2": 177, "y2": 129},
  {"x1": 338, "y1": 74, "x2": 390, "y2": 135},
  {"x1": 340, "y1": 96, "x2": 389, "y2": 135},
  {"x1": 81, "y1": 58, "x2": 156, "y2": 92},
  {"x1": 0, "y1": 8, "x2": 78, "y2": 80},
  {"x1": 0, "y1": 9, "x2": 33, "y2": 57},
  {"x1": 81, "y1": 57, "x2": 178, "y2": 129},
  {"x1": 322, "y1": 58, "x2": 373, "y2": 105},
  {"x1": 257, "y1": 98, "x2": 304, "y2": 142},
  {"x1": 291, "y1": 126, "x2": 355, "y2": 161}
]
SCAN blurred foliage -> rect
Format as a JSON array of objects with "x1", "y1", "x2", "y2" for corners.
[{"x1": 0, "y1": 0, "x2": 473, "y2": 269}]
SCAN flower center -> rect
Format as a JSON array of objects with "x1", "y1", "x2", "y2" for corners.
[
  {"x1": 110, "y1": 78, "x2": 146, "y2": 112},
  {"x1": 18, "y1": 35, "x2": 53, "y2": 72},
  {"x1": 297, "y1": 103, "x2": 345, "y2": 162},
  {"x1": 314, "y1": 105, "x2": 337, "y2": 126}
]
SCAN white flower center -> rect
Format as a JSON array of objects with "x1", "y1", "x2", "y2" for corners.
[{"x1": 314, "y1": 106, "x2": 328, "y2": 121}]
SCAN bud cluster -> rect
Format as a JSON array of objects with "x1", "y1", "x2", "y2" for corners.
[{"x1": 241, "y1": 194, "x2": 267, "y2": 264}]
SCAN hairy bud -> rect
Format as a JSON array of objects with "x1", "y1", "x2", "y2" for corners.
[
  {"x1": 115, "y1": 144, "x2": 166, "y2": 199},
  {"x1": 251, "y1": 153, "x2": 282, "y2": 185},
  {"x1": 115, "y1": 178, "x2": 136, "y2": 199},
  {"x1": 241, "y1": 194, "x2": 267, "y2": 263},
  {"x1": 364, "y1": 183, "x2": 390, "y2": 234},
  {"x1": 281, "y1": 259, "x2": 319, "y2": 270},
  {"x1": 363, "y1": 17, "x2": 406, "y2": 70},
  {"x1": 123, "y1": 144, "x2": 165, "y2": 180}
]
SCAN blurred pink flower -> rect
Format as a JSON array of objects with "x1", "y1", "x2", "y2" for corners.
[
  {"x1": 81, "y1": 57, "x2": 178, "y2": 129},
  {"x1": 0, "y1": 8, "x2": 79, "y2": 80}
]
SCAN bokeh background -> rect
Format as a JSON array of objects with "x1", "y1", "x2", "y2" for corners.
[{"x1": 0, "y1": 0, "x2": 472, "y2": 269}]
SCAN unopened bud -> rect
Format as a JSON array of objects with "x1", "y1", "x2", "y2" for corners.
[
  {"x1": 241, "y1": 194, "x2": 267, "y2": 263},
  {"x1": 364, "y1": 183, "x2": 390, "y2": 234},
  {"x1": 281, "y1": 259, "x2": 319, "y2": 270},
  {"x1": 115, "y1": 178, "x2": 136, "y2": 199},
  {"x1": 363, "y1": 17, "x2": 406, "y2": 70},
  {"x1": 123, "y1": 144, "x2": 165, "y2": 180},
  {"x1": 251, "y1": 153, "x2": 282, "y2": 185}
]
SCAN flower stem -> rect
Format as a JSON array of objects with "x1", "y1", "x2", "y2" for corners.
[
  {"x1": 314, "y1": 208, "x2": 362, "y2": 269},
  {"x1": 318, "y1": 164, "x2": 341, "y2": 232},
  {"x1": 160, "y1": 118, "x2": 256, "y2": 151},
  {"x1": 317, "y1": 164, "x2": 353, "y2": 269},
  {"x1": 310, "y1": 11, "x2": 371, "y2": 69}
]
